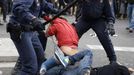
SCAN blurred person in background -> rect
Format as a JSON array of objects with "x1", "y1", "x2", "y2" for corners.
[
  {"x1": 118, "y1": 0, "x2": 127, "y2": 19},
  {"x1": 7, "y1": 0, "x2": 13, "y2": 14},
  {"x1": 0, "y1": 0, "x2": 8, "y2": 23},
  {"x1": 126, "y1": 0, "x2": 134, "y2": 33}
]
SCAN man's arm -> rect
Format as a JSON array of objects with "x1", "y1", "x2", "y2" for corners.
[{"x1": 45, "y1": 24, "x2": 57, "y2": 37}]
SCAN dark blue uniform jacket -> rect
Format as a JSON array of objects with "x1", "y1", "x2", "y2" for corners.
[
  {"x1": 10, "y1": 0, "x2": 57, "y2": 25},
  {"x1": 80, "y1": 0, "x2": 115, "y2": 23}
]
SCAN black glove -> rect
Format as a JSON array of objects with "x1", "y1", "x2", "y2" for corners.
[
  {"x1": 107, "y1": 22, "x2": 115, "y2": 36},
  {"x1": 52, "y1": 8, "x2": 60, "y2": 14},
  {"x1": 31, "y1": 18, "x2": 45, "y2": 31},
  {"x1": 40, "y1": 12, "x2": 49, "y2": 18}
]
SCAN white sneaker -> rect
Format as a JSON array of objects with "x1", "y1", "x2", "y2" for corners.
[
  {"x1": 40, "y1": 68, "x2": 46, "y2": 75},
  {"x1": 80, "y1": 68, "x2": 90, "y2": 75}
]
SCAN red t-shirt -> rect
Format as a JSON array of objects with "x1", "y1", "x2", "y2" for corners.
[{"x1": 47, "y1": 18, "x2": 79, "y2": 48}]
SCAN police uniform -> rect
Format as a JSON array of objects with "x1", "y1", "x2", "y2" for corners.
[
  {"x1": 8, "y1": 0, "x2": 58, "y2": 75},
  {"x1": 75, "y1": 0, "x2": 117, "y2": 62}
]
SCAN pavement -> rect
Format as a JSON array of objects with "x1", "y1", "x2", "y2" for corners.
[{"x1": 0, "y1": 15, "x2": 134, "y2": 75}]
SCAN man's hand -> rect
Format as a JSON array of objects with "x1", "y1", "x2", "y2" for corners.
[
  {"x1": 107, "y1": 22, "x2": 115, "y2": 36},
  {"x1": 31, "y1": 18, "x2": 45, "y2": 31}
]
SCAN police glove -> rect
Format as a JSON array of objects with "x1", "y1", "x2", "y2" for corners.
[
  {"x1": 52, "y1": 8, "x2": 60, "y2": 14},
  {"x1": 31, "y1": 18, "x2": 45, "y2": 31},
  {"x1": 107, "y1": 22, "x2": 115, "y2": 36}
]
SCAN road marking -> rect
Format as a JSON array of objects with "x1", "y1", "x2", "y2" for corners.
[
  {"x1": 90, "y1": 33, "x2": 97, "y2": 37},
  {"x1": 0, "y1": 70, "x2": 2, "y2": 75},
  {"x1": 89, "y1": 33, "x2": 118, "y2": 37},
  {"x1": 0, "y1": 39, "x2": 1, "y2": 46},
  {"x1": 0, "y1": 38, "x2": 134, "y2": 52},
  {"x1": 87, "y1": 45, "x2": 134, "y2": 52}
]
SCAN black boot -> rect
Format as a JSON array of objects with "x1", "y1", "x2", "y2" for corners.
[{"x1": 11, "y1": 58, "x2": 22, "y2": 75}]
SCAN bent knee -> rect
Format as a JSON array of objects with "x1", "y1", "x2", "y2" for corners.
[{"x1": 83, "y1": 49, "x2": 93, "y2": 56}]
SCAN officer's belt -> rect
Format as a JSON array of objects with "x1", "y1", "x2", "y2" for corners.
[{"x1": 21, "y1": 24, "x2": 35, "y2": 31}]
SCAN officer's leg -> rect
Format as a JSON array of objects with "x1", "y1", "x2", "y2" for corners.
[
  {"x1": 75, "y1": 18, "x2": 91, "y2": 38},
  {"x1": 11, "y1": 32, "x2": 39, "y2": 75},
  {"x1": 11, "y1": 57, "x2": 22, "y2": 75},
  {"x1": 92, "y1": 20, "x2": 117, "y2": 62},
  {"x1": 38, "y1": 31, "x2": 47, "y2": 51},
  {"x1": 32, "y1": 32, "x2": 45, "y2": 73}
]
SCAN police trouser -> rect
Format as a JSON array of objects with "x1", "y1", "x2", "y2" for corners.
[
  {"x1": 38, "y1": 31, "x2": 47, "y2": 51},
  {"x1": 10, "y1": 31, "x2": 45, "y2": 75},
  {"x1": 75, "y1": 18, "x2": 117, "y2": 61}
]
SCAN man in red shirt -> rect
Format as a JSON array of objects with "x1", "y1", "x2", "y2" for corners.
[
  {"x1": 40, "y1": 16, "x2": 93, "y2": 75},
  {"x1": 45, "y1": 16, "x2": 79, "y2": 55}
]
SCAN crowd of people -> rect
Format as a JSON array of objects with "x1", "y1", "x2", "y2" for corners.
[{"x1": 1, "y1": 0, "x2": 134, "y2": 75}]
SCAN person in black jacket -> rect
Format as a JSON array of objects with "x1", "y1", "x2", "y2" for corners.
[{"x1": 75, "y1": 0, "x2": 117, "y2": 64}]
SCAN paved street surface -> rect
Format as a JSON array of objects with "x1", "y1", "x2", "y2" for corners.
[{"x1": 0, "y1": 15, "x2": 134, "y2": 75}]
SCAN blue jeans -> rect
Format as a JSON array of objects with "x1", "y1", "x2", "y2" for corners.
[
  {"x1": 10, "y1": 31, "x2": 45, "y2": 75},
  {"x1": 41, "y1": 49, "x2": 93, "y2": 73},
  {"x1": 127, "y1": 3, "x2": 134, "y2": 29}
]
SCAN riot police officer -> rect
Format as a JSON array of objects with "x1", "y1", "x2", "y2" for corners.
[
  {"x1": 7, "y1": 0, "x2": 59, "y2": 75},
  {"x1": 75, "y1": 0, "x2": 117, "y2": 64}
]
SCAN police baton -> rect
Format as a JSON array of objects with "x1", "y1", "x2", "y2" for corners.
[{"x1": 43, "y1": 0, "x2": 78, "y2": 25}]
